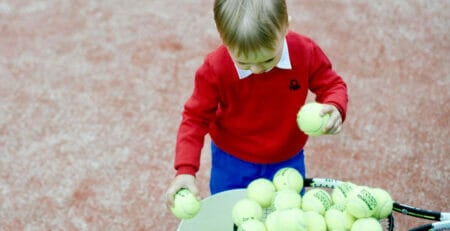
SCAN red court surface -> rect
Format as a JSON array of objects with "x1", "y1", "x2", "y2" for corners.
[{"x1": 0, "y1": 0, "x2": 448, "y2": 230}]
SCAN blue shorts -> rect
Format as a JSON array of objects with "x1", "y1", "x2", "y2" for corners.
[{"x1": 210, "y1": 142, "x2": 306, "y2": 195}]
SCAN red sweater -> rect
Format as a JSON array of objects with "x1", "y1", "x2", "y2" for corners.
[{"x1": 175, "y1": 31, "x2": 348, "y2": 176}]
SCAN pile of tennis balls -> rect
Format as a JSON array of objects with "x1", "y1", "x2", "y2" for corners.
[{"x1": 232, "y1": 167, "x2": 393, "y2": 231}]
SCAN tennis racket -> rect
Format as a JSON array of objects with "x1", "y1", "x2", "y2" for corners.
[
  {"x1": 305, "y1": 178, "x2": 450, "y2": 231},
  {"x1": 177, "y1": 178, "x2": 449, "y2": 231}
]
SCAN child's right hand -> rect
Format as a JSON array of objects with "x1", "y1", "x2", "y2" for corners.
[{"x1": 165, "y1": 174, "x2": 200, "y2": 209}]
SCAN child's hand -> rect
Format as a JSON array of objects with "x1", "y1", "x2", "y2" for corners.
[
  {"x1": 320, "y1": 104, "x2": 343, "y2": 134},
  {"x1": 165, "y1": 174, "x2": 200, "y2": 209}
]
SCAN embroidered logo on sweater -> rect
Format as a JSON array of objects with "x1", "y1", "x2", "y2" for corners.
[{"x1": 290, "y1": 79, "x2": 300, "y2": 90}]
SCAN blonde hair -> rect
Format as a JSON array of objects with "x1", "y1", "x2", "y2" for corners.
[{"x1": 213, "y1": 0, "x2": 289, "y2": 57}]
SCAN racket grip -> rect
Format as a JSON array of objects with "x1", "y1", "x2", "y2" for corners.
[{"x1": 304, "y1": 178, "x2": 342, "y2": 188}]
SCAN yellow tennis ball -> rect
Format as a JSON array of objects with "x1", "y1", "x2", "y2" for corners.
[
  {"x1": 343, "y1": 210, "x2": 356, "y2": 230},
  {"x1": 232, "y1": 198, "x2": 263, "y2": 226},
  {"x1": 350, "y1": 217, "x2": 383, "y2": 231},
  {"x1": 272, "y1": 167, "x2": 304, "y2": 193},
  {"x1": 328, "y1": 203, "x2": 346, "y2": 212},
  {"x1": 325, "y1": 208, "x2": 347, "y2": 231},
  {"x1": 296, "y1": 102, "x2": 330, "y2": 136},
  {"x1": 247, "y1": 178, "x2": 276, "y2": 208},
  {"x1": 346, "y1": 186, "x2": 378, "y2": 218},
  {"x1": 170, "y1": 188, "x2": 201, "y2": 219},
  {"x1": 272, "y1": 189, "x2": 302, "y2": 210},
  {"x1": 277, "y1": 208, "x2": 307, "y2": 231},
  {"x1": 332, "y1": 181, "x2": 357, "y2": 206},
  {"x1": 371, "y1": 188, "x2": 393, "y2": 219},
  {"x1": 265, "y1": 210, "x2": 281, "y2": 231},
  {"x1": 303, "y1": 211, "x2": 327, "y2": 231},
  {"x1": 301, "y1": 188, "x2": 332, "y2": 215},
  {"x1": 237, "y1": 219, "x2": 267, "y2": 231}
]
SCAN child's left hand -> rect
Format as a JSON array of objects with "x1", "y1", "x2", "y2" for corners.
[{"x1": 320, "y1": 104, "x2": 343, "y2": 134}]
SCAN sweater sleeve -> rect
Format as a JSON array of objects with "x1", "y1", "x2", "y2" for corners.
[
  {"x1": 174, "y1": 57, "x2": 219, "y2": 176},
  {"x1": 308, "y1": 41, "x2": 348, "y2": 121}
]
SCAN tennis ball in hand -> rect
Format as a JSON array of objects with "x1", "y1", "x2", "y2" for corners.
[
  {"x1": 346, "y1": 186, "x2": 378, "y2": 218},
  {"x1": 232, "y1": 198, "x2": 263, "y2": 226},
  {"x1": 332, "y1": 181, "x2": 357, "y2": 206},
  {"x1": 301, "y1": 188, "x2": 333, "y2": 215},
  {"x1": 371, "y1": 188, "x2": 393, "y2": 219},
  {"x1": 237, "y1": 219, "x2": 267, "y2": 231},
  {"x1": 272, "y1": 189, "x2": 302, "y2": 210},
  {"x1": 272, "y1": 167, "x2": 304, "y2": 193},
  {"x1": 296, "y1": 102, "x2": 330, "y2": 136},
  {"x1": 247, "y1": 178, "x2": 276, "y2": 208},
  {"x1": 350, "y1": 217, "x2": 383, "y2": 231},
  {"x1": 303, "y1": 211, "x2": 327, "y2": 231},
  {"x1": 170, "y1": 188, "x2": 201, "y2": 219}
]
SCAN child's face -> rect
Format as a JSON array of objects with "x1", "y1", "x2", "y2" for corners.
[{"x1": 229, "y1": 36, "x2": 284, "y2": 75}]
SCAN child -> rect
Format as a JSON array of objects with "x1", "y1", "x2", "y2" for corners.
[{"x1": 166, "y1": 0, "x2": 348, "y2": 207}]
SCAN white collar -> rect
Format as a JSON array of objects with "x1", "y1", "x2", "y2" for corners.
[{"x1": 236, "y1": 38, "x2": 292, "y2": 79}]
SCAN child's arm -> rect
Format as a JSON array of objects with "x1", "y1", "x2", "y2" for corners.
[
  {"x1": 167, "y1": 58, "x2": 219, "y2": 208},
  {"x1": 173, "y1": 59, "x2": 219, "y2": 175},
  {"x1": 308, "y1": 41, "x2": 348, "y2": 123}
]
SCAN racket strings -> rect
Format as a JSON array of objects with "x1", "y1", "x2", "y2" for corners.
[{"x1": 380, "y1": 214, "x2": 395, "y2": 231}]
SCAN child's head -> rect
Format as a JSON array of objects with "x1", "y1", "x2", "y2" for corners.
[{"x1": 213, "y1": 0, "x2": 289, "y2": 74}]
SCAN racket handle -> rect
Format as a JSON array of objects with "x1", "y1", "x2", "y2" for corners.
[{"x1": 304, "y1": 178, "x2": 342, "y2": 188}]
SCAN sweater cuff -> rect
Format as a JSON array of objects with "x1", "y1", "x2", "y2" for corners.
[
  {"x1": 176, "y1": 165, "x2": 197, "y2": 176},
  {"x1": 324, "y1": 102, "x2": 346, "y2": 122}
]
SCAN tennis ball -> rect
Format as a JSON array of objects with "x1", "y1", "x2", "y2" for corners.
[
  {"x1": 301, "y1": 188, "x2": 332, "y2": 215},
  {"x1": 350, "y1": 217, "x2": 383, "y2": 231},
  {"x1": 237, "y1": 219, "x2": 267, "y2": 231},
  {"x1": 247, "y1": 178, "x2": 276, "y2": 208},
  {"x1": 329, "y1": 203, "x2": 346, "y2": 212},
  {"x1": 332, "y1": 181, "x2": 357, "y2": 206},
  {"x1": 170, "y1": 188, "x2": 201, "y2": 219},
  {"x1": 272, "y1": 167, "x2": 304, "y2": 193},
  {"x1": 265, "y1": 210, "x2": 281, "y2": 231},
  {"x1": 296, "y1": 102, "x2": 330, "y2": 136},
  {"x1": 325, "y1": 208, "x2": 347, "y2": 231},
  {"x1": 343, "y1": 210, "x2": 356, "y2": 230},
  {"x1": 272, "y1": 189, "x2": 302, "y2": 210},
  {"x1": 371, "y1": 188, "x2": 393, "y2": 219},
  {"x1": 277, "y1": 208, "x2": 307, "y2": 231},
  {"x1": 303, "y1": 211, "x2": 326, "y2": 231},
  {"x1": 232, "y1": 198, "x2": 263, "y2": 226},
  {"x1": 346, "y1": 186, "x2": 377, "y2": 218}
]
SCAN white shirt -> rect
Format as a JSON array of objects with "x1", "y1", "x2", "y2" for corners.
[{"x1": 236, "y1": 38, "x2": 292, "y2": 79}]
